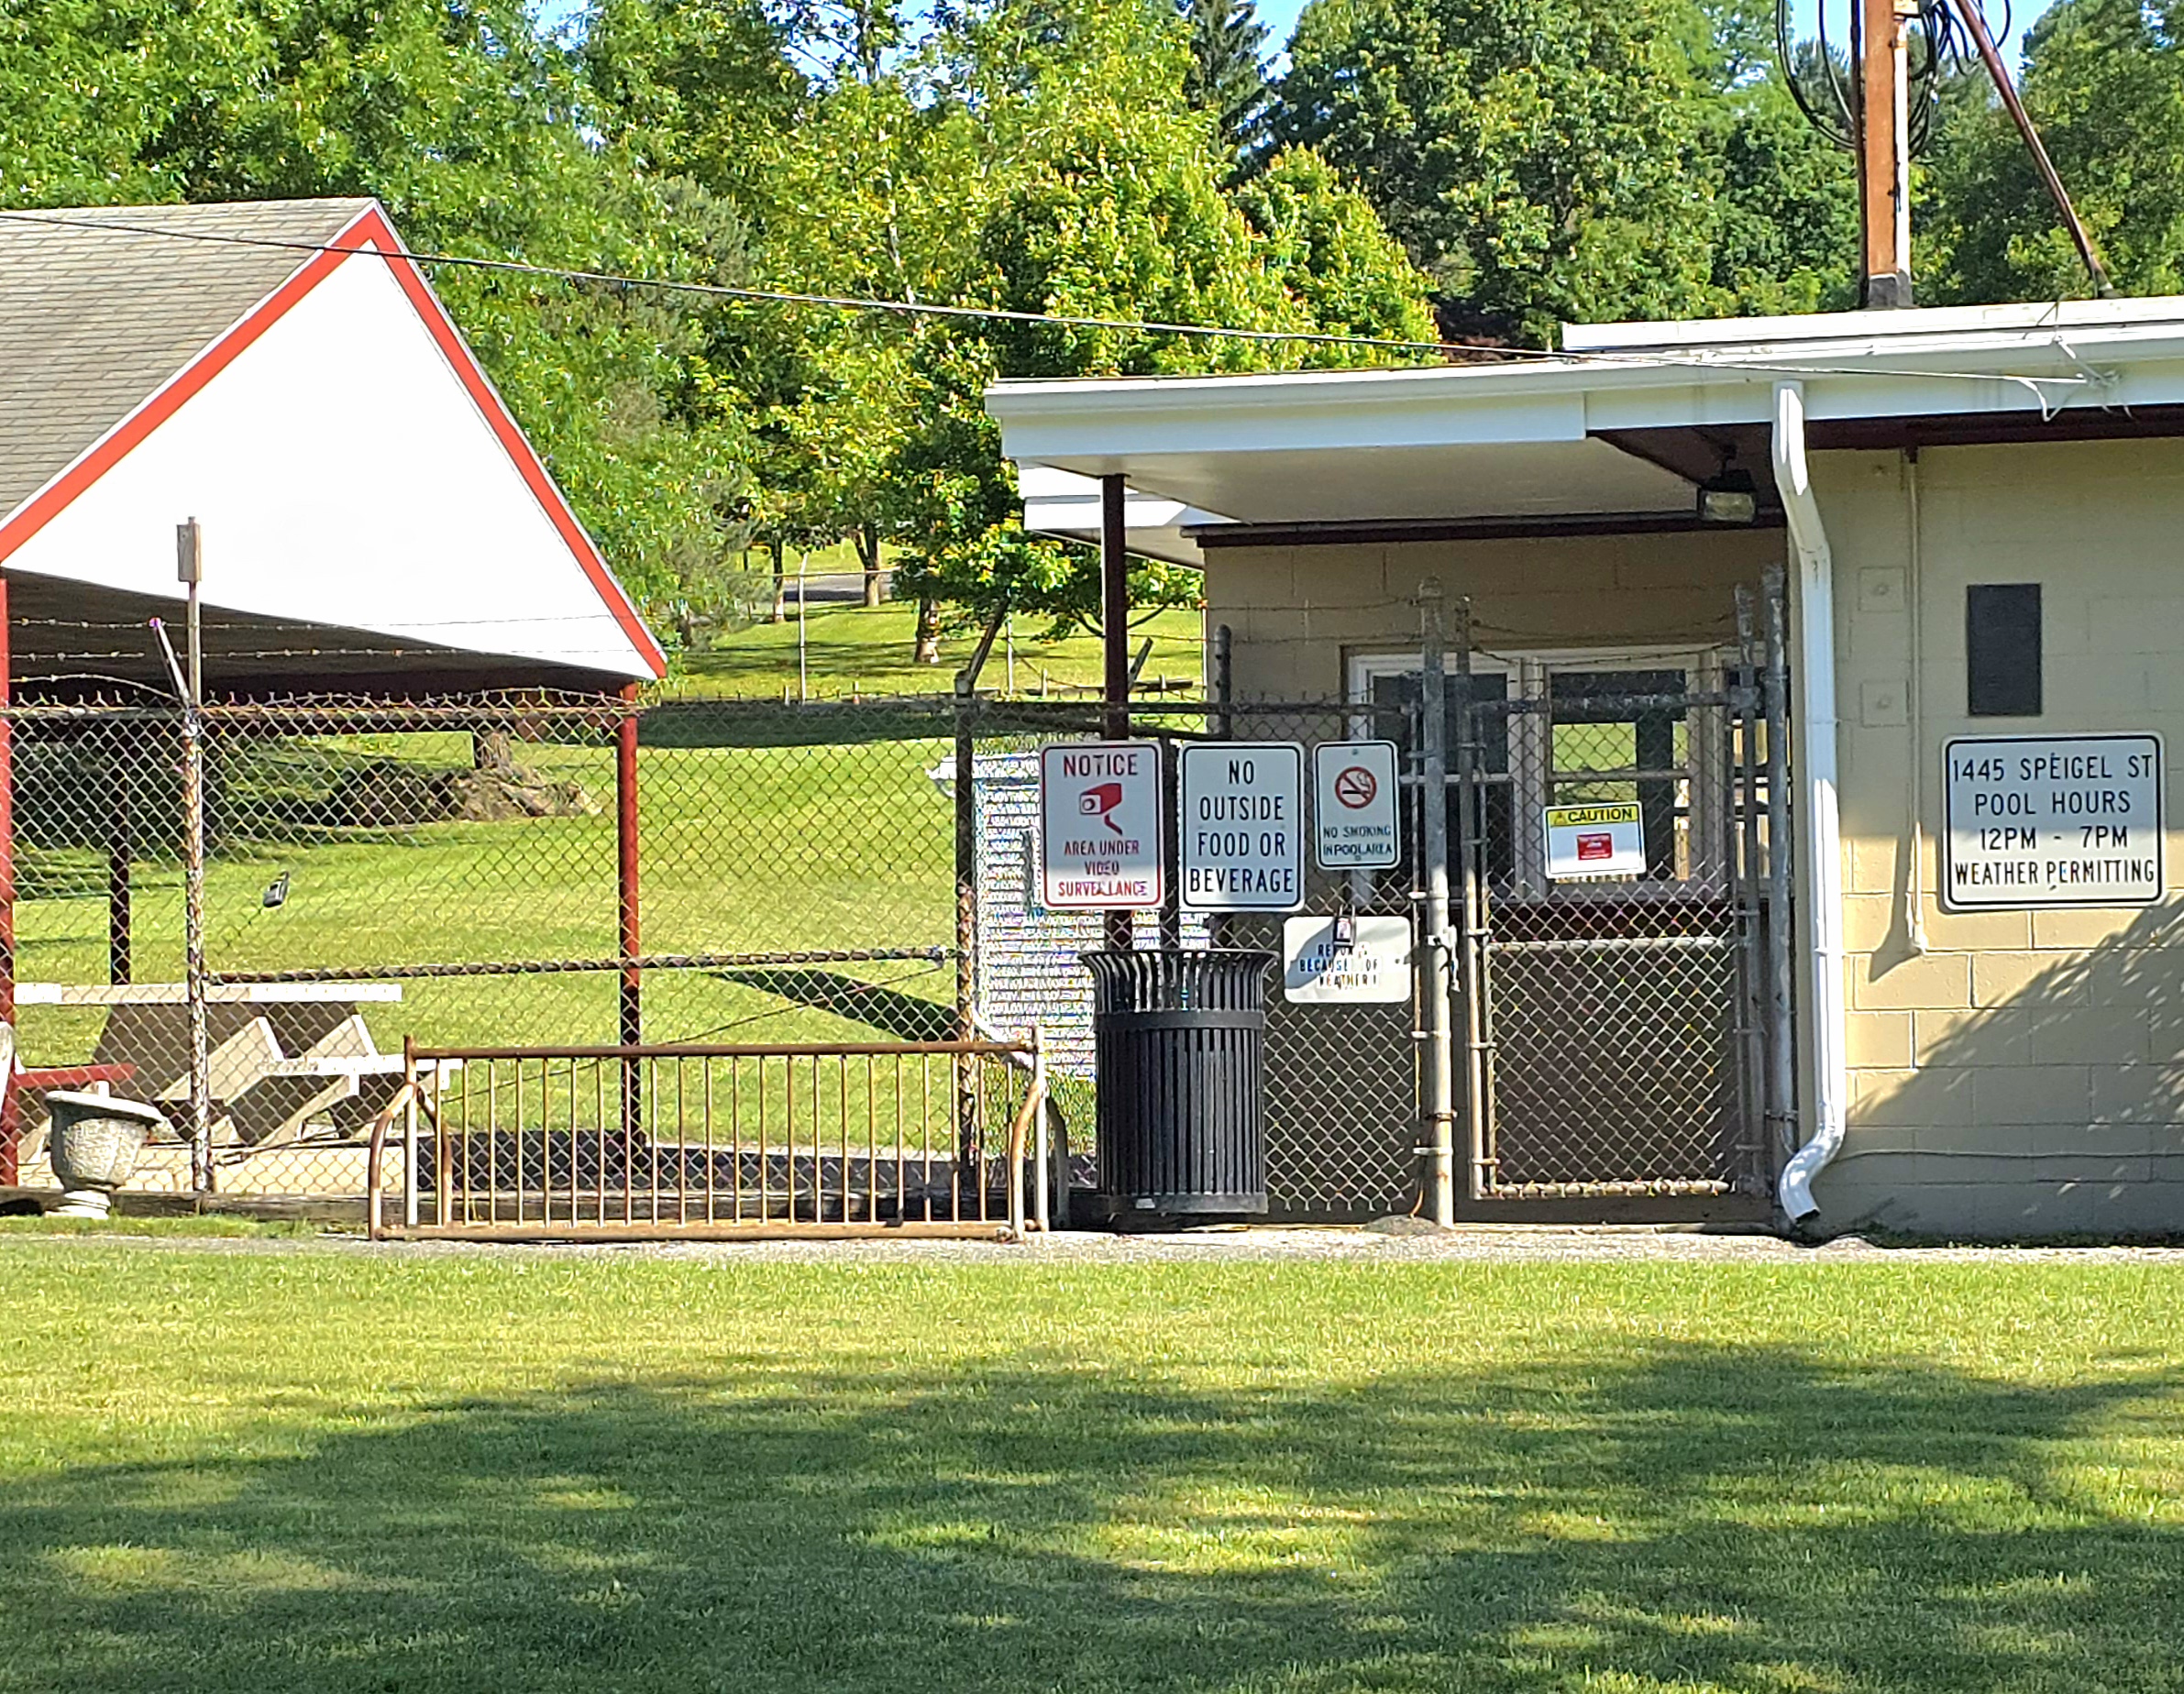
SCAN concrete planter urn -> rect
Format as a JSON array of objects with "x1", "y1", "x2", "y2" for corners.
[{"x1": 45, "y1": 1092, "x2": 170, "y2": 1218}]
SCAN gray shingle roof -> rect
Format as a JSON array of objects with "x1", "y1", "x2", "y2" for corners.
[{"x1": 0, "y1": 199, "x2": 377, "y2": 519}]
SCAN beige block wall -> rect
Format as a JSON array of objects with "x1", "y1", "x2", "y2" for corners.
[
  {"x1": 1201, "y1": 530, "x2": 1785, "y2": 699},
  {"x1": 1814, "y1": 438, "x2": 2184, "y2": 1237}
]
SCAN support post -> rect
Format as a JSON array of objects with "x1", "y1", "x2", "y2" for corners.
[
  {"x1": 1859, "y1": 0, "x2": 1912, "y2": 306},
  {"x1": 1417, "y1": 583, "x2": 1457, "y2": 1226},
  {"x1": 616, "y1": 685, "x2": 642, "y2": 1141},
  {"x1": 0, "y1": 571, "x2": 15, "y2": 1184},
  {"x1": 1208, "y1": 624, "x2": 1234, "y2": 952},
  {"x1": 177, "y1": 520, "x2": 211, "y2": 1193},
  {"x1": 107, "y1": 767, "x2": 131, "y2": 986},
  {"x1": 1100, "y1": 473, "x2": 1133, "y2": 952}
]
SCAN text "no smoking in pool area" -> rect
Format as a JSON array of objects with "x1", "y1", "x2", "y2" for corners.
[{"x1": 1313, "y1": 741, "x2": 1400, "y2": 870}]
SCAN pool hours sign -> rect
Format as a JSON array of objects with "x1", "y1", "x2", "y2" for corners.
[{"x1": 1943, "y1": 734, "x2": 2164, "y2": 909}]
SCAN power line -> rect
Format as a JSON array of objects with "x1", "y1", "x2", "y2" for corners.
[
  {"x1": 0, "y1": 209, "x2": 1457, "y2": 358},
  {"x1": 0, "y1": 207, "x2": 2106, "y2": 393}
]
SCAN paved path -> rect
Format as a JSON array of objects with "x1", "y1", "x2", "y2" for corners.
[{"x1": 6, "y1": 1223, "x2": 2182, "y2": 1265}]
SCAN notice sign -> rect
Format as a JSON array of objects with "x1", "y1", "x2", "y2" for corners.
[
  {"x1": 1544, "y1": 801, "x2": 1647, "y2": 880},
  {"x1": 1283, "y1": 915, "x2": 1411, "y2": 1004},
  {"x1": 1180, "y1": 742, "x2": 1304, "y2": 910},
  {"x1": 1313, "y1": 741, "x2": 1402, "y2": 869},
  {"x1": 1944, "y1": 733, "x2": 2164, "y2": 908},
  {"x1": 1040, "y1": 742, "x2": 1164, "y2": 909}
]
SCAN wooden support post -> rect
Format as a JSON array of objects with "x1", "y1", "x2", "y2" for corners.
[
  {"x1": 1100, "y1": 473, "x2": 1133, "y2": 952},
  {"x1": 1859, "y1": 0, "x2": 1913, "y2": 307},
  {"x1": 616, "y1": 686, "x2": 642, "y2": 1140}
]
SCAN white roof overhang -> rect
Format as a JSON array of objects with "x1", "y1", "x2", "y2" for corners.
[
  {"x1": 989, "y1": 297, "x2": 2184, "y2": 544},
  {"x1": 1017, "y1": 467, "x2": 1227, "y2": 567}
]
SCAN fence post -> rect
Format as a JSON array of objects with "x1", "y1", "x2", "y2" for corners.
[
  {"x1": 1208, "y1": 625, "x2": 1233, "y2": 952},
  {"x1": 617, "y1": 686, "x2": 643, "y2": 1142},
  {"x1": 953, "y1": 675, "x2": 979, "y2": 1195},
  {"x1": 0, "y1": 575, "x2": 14, "y2": 1184},
  {"x1": 1099, "y1": 473, "x2": 1133, "y2": 953},
  {"x1": 172, "y1": 521, "x2": 211, "y2": 1194},
  {"x1": 1417, "y1": 582, "x2": 1457, "y2": 1226}
]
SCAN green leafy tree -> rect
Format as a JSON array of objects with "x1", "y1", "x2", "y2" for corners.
[
  {"x1": 1274, "y1": 0, "x2": 1726, "y2": 341},
  {"x1": 888, "y1": 15, "x2": 1436, "y2": 641},
  {"x1": 1923, "y1": 0, "x2": 2183, "y2": 302},
  {"x1": 1270, "y1": 0, "x2": 1860, "y2": 339}
]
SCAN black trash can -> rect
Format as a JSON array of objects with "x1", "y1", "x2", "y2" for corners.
[{"x1": 1081, "y1": 949, "x2": 1273, "y2": 1216}]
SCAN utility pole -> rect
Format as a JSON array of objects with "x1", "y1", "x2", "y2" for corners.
[{"x1": 1859, "y1": 0, "x2": 1914, "y2": 306}]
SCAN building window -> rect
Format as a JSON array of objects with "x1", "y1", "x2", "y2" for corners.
[
  {"x1": 1351, "y1": 647, "x2": 1731, "y2": 898},
  {"x1": 1966, "y1": 583, "x2": 2042, "y2": 717}
]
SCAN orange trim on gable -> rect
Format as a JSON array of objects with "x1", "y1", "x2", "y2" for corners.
[
  {"x1": 0, "y1": 203, "x2": 667, "y2": 679},
  {"x1": 337, "y1": 207, "x2": 667, "y2": 676}
]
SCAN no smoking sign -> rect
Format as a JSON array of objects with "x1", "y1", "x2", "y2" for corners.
[
  {"x1": 1332, "y1": 764, "x2": 1378, "y2": 811},
  {"x1": 1312, "y1": 740, "x2": 1401, "y2": 869}
]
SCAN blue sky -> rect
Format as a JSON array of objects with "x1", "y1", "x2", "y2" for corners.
[{"x1": 535, "y1": 0, "x2": 2052, "y2": 66}]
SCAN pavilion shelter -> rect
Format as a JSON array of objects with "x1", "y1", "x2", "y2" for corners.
[{"x1": 0, "y1": 200, "x2": 666, "y2": 1182}]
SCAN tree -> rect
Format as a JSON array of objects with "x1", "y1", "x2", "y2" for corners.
[
  {"x1": 1269, "y1": 0, "x2": 1861, "y2": 340},
  {"x1": 1923, "y1": 0, "x2": 2184, "y2": 302},
  {"x1": 1177, "y1": 0, "x2": 1273, "y2": 157},
  {"x1": 887, "y1": 16, "x2": 1436, "y2": 641}
]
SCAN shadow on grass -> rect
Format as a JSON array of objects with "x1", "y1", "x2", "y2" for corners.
[
  {"x1": 712, "y1": 966, "x2": 957, "y2": 1041},
  {"x1": 1, "y1": 1344, "x2": 2177, "y2": 1691}
]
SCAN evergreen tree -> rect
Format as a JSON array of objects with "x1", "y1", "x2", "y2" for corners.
[{"x1": 1177, "y1": 0, "x2": 1273, "y2": 155}]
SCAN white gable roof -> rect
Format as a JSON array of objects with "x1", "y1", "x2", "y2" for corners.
[{"x1": 0, "y1": 203, "x2": 664, "y2": 684}]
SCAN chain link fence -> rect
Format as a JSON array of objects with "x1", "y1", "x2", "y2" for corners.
[
  {"x1": 4, "y1": 690, "x2": 967, "y2": 1203},
  {"x1": 3, "y1": 593, "x2": 1789, "y2": 1220},
  {"x1": 961, "y1": 693, "x2": 1426, "y2": 1221}
]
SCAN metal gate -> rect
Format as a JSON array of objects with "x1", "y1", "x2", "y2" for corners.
[{"x1": 1443, "y1": 583, "x2": 1792, "y2": 1210}]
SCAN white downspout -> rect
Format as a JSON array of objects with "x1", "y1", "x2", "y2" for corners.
[{"x1": 1770, "y1": 382, "x2": 1849, "y2": 1223}]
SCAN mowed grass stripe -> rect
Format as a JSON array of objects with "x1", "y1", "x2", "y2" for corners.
[{"x1": 0, "y1": 1251, "x2": 2177, "y2": 1692}]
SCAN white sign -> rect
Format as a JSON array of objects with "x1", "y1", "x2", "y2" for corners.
[
  {"x1": 1544, "y1": 801, "x2": 1648, "y2": 880},
  {"x1": 1283, "y1": 915, "x2": 1412, "y2": 1004},
  {"x1": 1180, "y1": 742, "x2": 1305, "y2": 910},
  {"x1": 1039, "y1": 742, "x2": 1164, "y2": 909},
  {"x1": 1944, "y1": 733, "x2": 2164, "y2": 908},
  {"x1": 1313, "y1": 741, "x2": 1402, "y2": 869}
]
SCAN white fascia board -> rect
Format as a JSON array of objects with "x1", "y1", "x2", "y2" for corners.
[
  {"x1": 1016, "y1": 467, "x2": 1222, "y2": 568},
  {"x1": 991, "y1": 381, "x2": 1594, "y2": 468},
  {"x1": 1564, "y1": 294, "x2": 2184, "y2": 351},
  {"x1": 990, "y1": 320, "x2": 2184, "y2": 468}
]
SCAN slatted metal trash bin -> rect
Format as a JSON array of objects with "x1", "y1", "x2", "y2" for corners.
[{"x1": 1080, "y1": 949, "x2": 1274, "y2": 1216}]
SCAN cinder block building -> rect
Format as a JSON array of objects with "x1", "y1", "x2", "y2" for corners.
[{"x1": 989, "y1": 302, "x2": 2184, "y2": 1238}]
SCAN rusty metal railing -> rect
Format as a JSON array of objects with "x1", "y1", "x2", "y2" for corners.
[{"x1": 366, "y1": 1037, "x2": 1047, "y2": 1241}]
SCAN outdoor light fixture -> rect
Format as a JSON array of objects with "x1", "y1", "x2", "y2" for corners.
[{"x1": 1697, "y1": 466, "x2": 1759, "y2": 524}]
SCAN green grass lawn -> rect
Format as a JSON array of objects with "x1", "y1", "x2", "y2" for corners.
[
  {"x1": 673, "y1": 600, "x2": 1206, "y2": 699},
  {"x1": 0, "y1": 1251, "x2": 2178, "y2": 1692}
]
